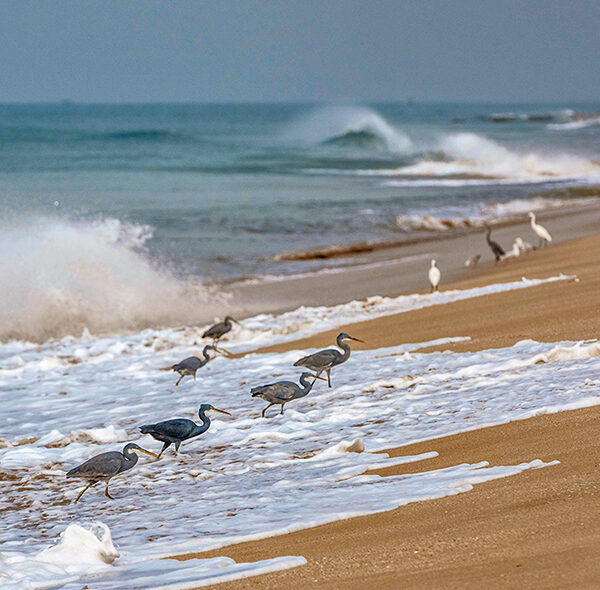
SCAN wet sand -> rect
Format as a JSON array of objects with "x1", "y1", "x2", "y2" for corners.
[
  {"x1": 181, "y1": 229, "x2": 600, "y2": 588},
  {"x1": 229, "y1": 197, "x2": 600, "y2": 315}
]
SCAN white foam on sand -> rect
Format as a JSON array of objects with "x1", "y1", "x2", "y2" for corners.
[
  {"x1": 2, "y1": 522, "x2": 306, "y2": 589},
  {"x1": 2, "y1": 328, "x2": 599, "y2": 587}
]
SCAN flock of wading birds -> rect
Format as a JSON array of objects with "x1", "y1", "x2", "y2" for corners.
[
  {"x1": 67, "y1": 212, "x2": 553, "y2": 502},
  {"x1": 67, "y1": 316, "x2": 364, "y2": 502}
]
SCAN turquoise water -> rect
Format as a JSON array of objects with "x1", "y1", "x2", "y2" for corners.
[{"x1": 1, "y1": 102, "x2": 599, "y2": 279}]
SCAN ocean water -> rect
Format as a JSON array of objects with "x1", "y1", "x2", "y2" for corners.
[{"x1": 1, "y1": 102, "x2": 600, "y2": 341}]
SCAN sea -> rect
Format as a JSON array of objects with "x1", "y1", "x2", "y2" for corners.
[
  {"x1": 1, "y1": 101, "x2": 599, "y2": 341},
  {"x1": 2, "y1": 103, "x2": 600, "y2": 588}
]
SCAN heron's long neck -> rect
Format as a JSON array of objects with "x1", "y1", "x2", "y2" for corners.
[
  {"x1": 121, "y1": 451, "x2": 139, "y2": 471},
  {"x1": 202, "y1": 348, "x2": 212, "y2": 362},
  {"x1": 298, "y1": 375, "x2": 315, "y2": 397},
  {"x1": 486, "y1": 229, "x2": 492, "y2": 244},
  {"x1": 194, "y1": 411, "x2": 211, "y2": 435},
  {"x1": 337, "y1": 337, "x2": 351, "y2": 362}
]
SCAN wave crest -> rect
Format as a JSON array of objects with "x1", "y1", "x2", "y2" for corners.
[
  {"x1": 286, "y1": 106, "x2": 413, "y2": 153},
  {"x1": 0, "y1": 217, "x2": 223, "y2": 342},
  {"x1": 395, "y1": 132, "x2": 600, "y2": 181}
]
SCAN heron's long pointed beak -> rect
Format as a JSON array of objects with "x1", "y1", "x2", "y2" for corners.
[
  {"x1": 212, "y1": 408, "x2": 232, "y2": 416},
  {"x1": 138, "y1": 448, "x2": 159, "y2": 458},
  {"x1": 215, "y1": 346, "x2": 233, "y2": 357},
  {"x1": 312, "y1": 374, "x2": 328, "y2": 381},
  {"x1": 350, "y1": 337, "x2": 366, "y2": 343}
]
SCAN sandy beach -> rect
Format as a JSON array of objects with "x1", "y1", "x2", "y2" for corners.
[
  {"x1": 176, "y1": 227, "x2": 600, "y2": 588},
  {"x1": 230, "y1": 193, "x2": 600, "y2": 315}
]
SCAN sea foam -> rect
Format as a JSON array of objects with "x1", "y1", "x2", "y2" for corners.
[{"x1": 0, "y1": 216, "x2": 223, "y2": 342}]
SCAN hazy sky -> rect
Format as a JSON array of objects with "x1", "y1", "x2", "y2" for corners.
[{"x1": 1, "y1": 0, "x2": 599, "y2": 103}]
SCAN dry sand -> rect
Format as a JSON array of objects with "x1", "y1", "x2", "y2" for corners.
[{"x1": 179, "y1": 231, "x2": 600, "y2": 589}]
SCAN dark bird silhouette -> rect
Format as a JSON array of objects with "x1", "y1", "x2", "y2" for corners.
[
  {"x1": 486, "y1": 227, "x2": 505, "y2": 262},
  {"x1": 294, "y1": 332, "x2": 365, "y2": 387},
  {"x1": 251, "y1": 372, "x2": 327, "y2": 417},
  {"x1": 171, "y1": 345, "x2": 231, "y2": 386},
  {"x1": 66, "y1": 443, "x2": 157, "y2": 503},
  {"x1": 140, "y1": 404, "x2": 231, "y2": 458},
  {"x1": 202, "y1": 316, "x2": 240, "y2": 343}
]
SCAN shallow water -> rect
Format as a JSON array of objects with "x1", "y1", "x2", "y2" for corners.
[{"x1": 1, "y1": 300, "x2": 599, "y2": 587}]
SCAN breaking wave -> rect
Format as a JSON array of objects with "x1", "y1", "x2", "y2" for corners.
[
  {"x1": 395, "y1": 195, "x2": 598, "y2": 233},
  {"x1": 286, "y1": 106, "x2": 413, "y2": 153},
  {"x1": 0, "y1": 217, "x2": 224, "y2": 342},
  {"x1": 395, "y1": 133, "x2": 600, "y2": 181}
]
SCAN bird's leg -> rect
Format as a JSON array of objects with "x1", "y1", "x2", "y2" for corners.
[
  {"x1": 193, "y1": 372, "x2": 197, "y2": 381},
  {"x1": 175, "y1": 374, "x2": 183, "y2": 387},
  {"x1": 74, "y1": 481, "x2": 95, "y2": 503},
  {"x1": 157, "y1": 441, "x2": 170, "y2": 459},
  {"x1": 174, "y1": 441, "x2": 181, "y2": 454},
  {"x1": 280, "y1": 404, "x2": 285, "y2": 415},
  {"x1": 104, "y1": 481, "x2": 115, "y2": 500},
  {"x1": 262, "y1": 403, "x2": 273, "y2": 418},
  {"x1": 326, "y1": 369, "x2": 331, "y2": 388}
]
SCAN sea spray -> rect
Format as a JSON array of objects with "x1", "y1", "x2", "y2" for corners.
[{"x1": 0, "y1": 216, "x2": 225, "y2": 342}]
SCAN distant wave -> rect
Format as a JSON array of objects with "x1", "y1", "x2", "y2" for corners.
[
  {"x1": 548, "y1": 116, "x2": 600, "y2": 131},
  {"x1": 395, "y1": 195, "x2": 599, "y2": 233},
  {"x1": 321, "y1": 129, "x2": 389, "y2": 151},
  {"x1": 305, "y1": 132, "x2": 600, "y2": 185},
  {"x1": 0, "y1": 126, "x2": 189, "y2": 143},
  {"x1": 285, "y1": 106, "x2": 413, "y2": 153},
  {"x1": 0, "y1": 217, "x2": 224, "y2": 342},
  {"x1": 99, "y1": 129, "x2": 187, "y2": 141}
]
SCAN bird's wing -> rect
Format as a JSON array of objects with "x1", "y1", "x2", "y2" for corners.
[
  {"x1": 143, "y1": 419, "x2": 197, "y2": 439},
  {"x1": 294, "y1": 349, "x2": 338, "y2": 369},
  {"x1": 180, "y1": 357, "x2": 202, "y2": 370},
  {"x1": 67, "y1": 452, "x2": 123, "y2": 478},
  {"x1": 254, "y1": 381, "x2": 297, "y2": 400},
  {"x1": 203, "y1": 322, "x2": 226, "y2": 338}
]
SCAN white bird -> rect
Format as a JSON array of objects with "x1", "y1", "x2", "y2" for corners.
[
  {"x1": 515, "y1": 237, "x2": 533, "y2": 253},
  {"x1": 528, "y1": 212, "x2": 552, "y2": 247},
  {"x1": 428, "y1": 259, "x2": 441, "y2": 292},
  {"x1": 501, "y1": 240, "x2": 521, "y2": 260},
  {"x1": 465, "y1": 254, "x2": 481, "y2": 268}
]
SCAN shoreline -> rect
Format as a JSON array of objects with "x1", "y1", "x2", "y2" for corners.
[
  {"x1": 227, "y1": 197, "x2": 600, "y2": 318},
  {"x1": 267, "y1": 186, "x2": 600, "y2": 263},
  {"x1": 183, "y1": 405, "x2": 600, "y2": 589},
  {"x1": 177, "y1": 231, "x2": 600, "y2": 588}
]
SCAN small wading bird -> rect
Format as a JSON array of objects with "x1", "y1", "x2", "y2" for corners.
[
  {"x1": 294, "y1": 332, "x2": 365, "y2": 388},
  {"x1": 428, "y1": 259, "x2": 441, "y2": 292},
  {"x1": 515, "y1": 236, "x2": 533, "y2": 254},
  {"x1": 140, "y1": 404, "x2": 231, "y2": 458},
  {"x1": 251, "y1": 372, "x2": 327, "y2": 417},
  {"x1": 528, "y1": 212, "x2": 552, "y2": 247},
  {"x1": 202, "y1": 316, "x2": 240, "y2": 343},
  {"x1": 465, "y1": 254, "x2": 481, "y2": 268},
  {"x1": 485, "y1": 226, "x2": 505, "y2": 262},
  {"x1": 66, "y1": 443, "x2": 158, "y2": 503},
  {"x1": 171, "y1": 345, "x2": 231, "y2": 386}
]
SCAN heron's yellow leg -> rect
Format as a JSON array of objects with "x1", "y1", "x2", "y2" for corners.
[
  {"x1": 104, "y1": 481, "x2": 115, "y2": 500},
  {"x1": 74, "y1": 482, "x2": 94, "y2": 503}
]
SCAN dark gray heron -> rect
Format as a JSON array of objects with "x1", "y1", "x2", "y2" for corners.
[
  {"x1": 293, "y1": 332, "x2": 365, "y2": 388},
  {"x1": 251, "y1": 372, "x2": 327, "y2": 417},
  {"x1": 171, "y1": 345, "x2": 231, "y2": 386},
  {"x1": 66, "y1": 443, "x2": 157, "y2": 503},
  {"x1": 486, "y1": 227, "x2": 505, "y2": 262},
  {"x1": 139, "y1": 404, "x2": 232, "y2": 458},
  {"x1": 202, "y1": 316, "x2": 240, "y2": 343}
]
